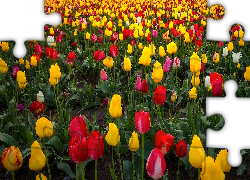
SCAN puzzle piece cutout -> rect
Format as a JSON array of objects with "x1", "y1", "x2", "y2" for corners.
[
  {"x1": 206, "y1": 80, "x2": 250, "y2": 167},
  {"x1": 0, "y1": 0, "x2": 61, "y2": 58},
  {"x1": 207, "y1": 0, "x2": 249, "y2": 41}
]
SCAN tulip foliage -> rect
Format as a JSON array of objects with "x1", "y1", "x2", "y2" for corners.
[{"x1": 1, "y1": 0, "x2": 248, "y2": 179}]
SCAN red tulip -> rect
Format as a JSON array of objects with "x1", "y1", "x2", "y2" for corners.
[
  {"x1": 35, "y1": 44, "x2": 43, "y2": 58},
  {"x1": 12, "y1": 65, "x2": 20, "y2": 77},
  {"x1": 30, "y1": 54, "x2": 40, "y2": 64},
  {"x1": 196, "y1": 40, "x2": 202, "y2": 48},
  {"x1": 69, "y1": 136, "x2": 88, "y2": 164},
  {"x1": 50, "y1": 48, "x2": 58, "y2": 61},
  {"x1": 131, "y1": 39, "x2": 136, "y2": 46},
  {"x1": 123, "y1": 29, "x2": 129, "y2": 39},
  {"x1": 56, "y1": 35, "x2": 62, "y2": 43},
  {"x1": 210, "y1": 72, "x2": 223, "y2": 85},
  {"x1": 153, "y1": 86, "x2": 166, "y2": 105},
  {"x1": 87, "y1": 131, "x2": 104, "y2": 160},
  {"x1": 94, "y1": 50, "x2": 105, "y2": 61},
  {"x1": 212, "y1": 80, "x2": 223, "y2": 96},
  {"x1": 155, "y1": 130, "x2": 174, "y2": 155},
  {"x1": 140, "y1": 79, "x2": 148, "y2": 94},
  {"x1": 45, "y1": 47, "x2": 51, "y2": 57},
  {"x1": 103, "y1": 98, "x2": 108, "y2": 106},
  {"x1": 135, "y1": 111, "x2": 151, "y2": 134},
  {"x1": 128, "y1": 30, "x2": 133, "y2": 37},
  {"x1": 146, "y1": 148, "x2": 166, "y2": 180},
  {"x1": 98, "y1": 36, "x2": 103, "y2": 43},
  {"x1": 218, "y1": 41, "x2": 223, "y2": 47},
  {"x1": 147, "y1": 33, "x2": 151, "y2": 43},
  {"x1": 72, "y1": 42, "x2": 77, "y2": 48},
  {"x1": 175, "y1": 140, "x2": 187, "y2": 158},
  {"x1": 69, "y1": 115, "x2": 88, "y2": 139},
  {"x1": 110, "y1": 45, "x2": 118, "y2": 57}
]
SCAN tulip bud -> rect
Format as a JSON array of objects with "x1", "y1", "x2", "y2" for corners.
[
  {"x1": 37, "y1": 91, "x2": 44, "y2": 103},
  {"x1": 29, "y1": 141, "x2": 46, "y2": 171},
  {"x1": 171, "y1": 92, "x2": 177, "y2": 102},
  {"x1": 128, "y1": 131, "x2": 140, "y2": 151},
  {"x1": 105, "y1": 123, "x2": 120, "y2": 146},
  {"x1": 100, "y1": 69, "x2": 108, "y2": 81}
]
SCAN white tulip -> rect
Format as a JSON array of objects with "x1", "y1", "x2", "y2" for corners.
[
  {"x1": 37, "y1": 91, "x2": 44, "y2": 103},
  {"x1": 232, "y1": 52, "x2": 242, "y2": 63},
  {"x1": 46, "y1": 36, "x2": 54, "y2": 46},
  {"x1": 222, "y1": 47, "x2": 228, "y2": 57},
  {"x1": 205, "y1": 76, "x2": 211, "y2": 88}
]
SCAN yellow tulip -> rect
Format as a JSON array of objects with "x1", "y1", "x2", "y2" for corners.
[
  {"x1": 1, "y1": 146, "x2": 23, "y2": 171},
  {"x1": 152, "y1": 61, "x2": 163, "y2": 84},
  {"x1": 105, "y1": 123, "x2": 120, "y2": 146},
  {"x1": 86, "y1": 32, "x2": 90, "y2": 40},
  {"x1": 244, "y1": 66, "x2": 250, "y2": 81},
  {"x1": 216, "y1": 150, "x2": 231, "y2": 172},
  {"x1": 237, "y1": 63, "x2": 240, "y2": 69},
  {"x1": 149, "y1": 43, "x2": 156, "y2": 56},
  {"x1": 138, "y1": 43, "x2": 143, "y2": 50},
  {"x1": 138, "y1": 47, "x2": 151, "y2": 66},
  {"x1": 134, "y1": 29, "x2": 139, "y2": 38},
  {"x1": 36, "y1": 173, "x2": 47, "y2": 180},
  {"x1": 239, "y1": 30, "x2": 244, "y2": 38},
  {"x1": 25, "y1": 60, "x2": 30, "y2": 69},
  {"x1": 18, "y1": 82, "x2": 26, "y2": 89},
  {"x1": 239, "y1": 38, "x2": 244, "y2": 46},
  {"x1": 159, "y1": 46, "x2": 166, "y2": 57},
  {"x1": 189, "y1": 135, "x2": 205, "y2": 168},
  {"x1": 190, "y1": 52, "x2": 201, "y2": 73},
  {"x1": 35, "y1": 117, "x2": 53, "y2": 138},
  {"x1": 189, "y1": 87, "x2": 197, "y2": 99},
  {"x1": 191, "y1": 75, "x2": 200, "y2": 87},
  {"x1": 123, "y1": 56, "x2": 132, "y2": 71},
  {"x1": 200, "y1": 156, "x2": 225, "y2": 180},
  {"x1": 50, "y1": 63, "x2": 61, "y2": 79},
  {"x1": 19, "y1": 58, "x2": 25, "y2": 65},
  {"x1": 0, "y1": 58, "x2": 8, "y2": 73},
  {"x1": 202, "y1": 54, "x2": 207, "y2": 64},
  {"x1": 109, "y1": 94, "x2": 122, "y2": 118},
  {"x1": 49, "y1": 77, "x2": 58, "y2": 86},
  {"x1": 1, "y1": 42, "x2": 9, "y2": 52},
  {"x1": 213, "y1": 52, "x2": 219, "y2": 64},
  {"x1": 228, "y1": 42, "x2": 233, "y2": 51},
  {"x1": 127, "y1": 44, "x2": 133, "y2": 54},
  {"x1": 119, "y1": 33, "x2": 123, "y2": 41},
  {"x1": 29, "y1": 141, "x2": 46, "y2": 171},
  {"x1": 17, "y1": 71, "x2": 26, "y2": 84},
  {"x1": 128, "y1": 131, "x2": 139, "y2": 151},
  {"x1": 167, "y1": 42, "x2": 177, "y2": 54},
  {"x1": 30, "y1": 56, "x2": 38, "y2": 66},
  {"x1": 103, "y1": 57, "x2": 114, "y2": 68}
]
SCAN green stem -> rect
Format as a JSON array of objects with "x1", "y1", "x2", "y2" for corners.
[
  {"x1": 95, "y1": 160, "x2": 98, "y2": 180},
  {"x1": 76, "y1": 164, "x2": 78, "y2": 180},
  {"x1": 142, "y1": 134, "x2": 144, "y2": 180},
  {"x1": 112, "y1": 146, "x2": 115, "y2": 171},
  {"x1": 38, "y1": 170, "x2": 42, "y2": 180},
  {"x1": 12, "y1": 171, "x2": 15, "y2": 180},
  {"x1": 117, "y1": 144, "x2": 123, "y2": 180},
  {"x1": 81, "y1": 162, "x2": 85, "y2": 180},
  {"x1": 176, "y1": 157, "x2": 180, "y2": 180},
  {"x1": 43, "y1": 138, "x2": 51, "y2": 180},
  {"x1": 132, "y1": 151, "x2": 135, "y2": 180}
]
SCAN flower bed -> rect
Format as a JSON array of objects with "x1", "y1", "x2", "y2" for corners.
[{"x1": 0, "y1": 0, "x2": 250, "y2": 179}]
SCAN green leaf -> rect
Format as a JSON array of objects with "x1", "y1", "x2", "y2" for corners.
[
  {"x1": 109, "y1": 164, "x2": 118, "y2": 180},
  {"x1": 28, "y1": 112, "x2": 36, "y2": 130},
  {"x1": 176, "y1": 121, "x2": 191, "y2": 144},
  {"x1": 123, "y1": 160, "x2": 133, "y2": 180},
  {"x1": 137, "y1": 140, "x2": 154, "y2": 160},
  {"x1": 237, "y1": 160, "x2": 247, "y2": 175},
  {"x1": 44, "y1": 86, "x2": 56, "y2": 106},
  {"x1": 57, "y1": 161, "x2": 76, "y2": 178},
  {"x1": 50, "y1": 136, "x2": 62, "y2": 153},
  {"x1": 0, "y1": 132, "x2": 18, "y2": 146},
  {"x1": 181, "y1": 145, "x2": 192, "y2": 175}
]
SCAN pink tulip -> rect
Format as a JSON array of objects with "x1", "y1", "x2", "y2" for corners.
[
  {"x1": 100, "y1": 69, "x2": 108, "y2": 81},
  {"x1": 152, "y1": 30, "x2": 157, "y2": 38},
  {"x1": 146, "y1": 148, "x2": 166, "y2": 180},
  {"x1": 91, "y1": 34, "x2": 97, "y2": 42},
  {"x1": 163, "y1": 56, "x2": 172, "y2": 72},
  {"x1": 12, "y1": 65, "x2": 20, "y2": 77},
  {"x1": 135, "y1": 111, "x2": 151, "y2": 134},
  {"x1": 173, "y1": 57, "x2": 180, "y2": 68},
  {"x1": 135, "y1": 77, "x2": 142, "y2": 91}
]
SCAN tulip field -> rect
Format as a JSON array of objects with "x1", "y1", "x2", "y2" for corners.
[{"x1": 1, "y1": 0, "x2": 250, "y2": 179}]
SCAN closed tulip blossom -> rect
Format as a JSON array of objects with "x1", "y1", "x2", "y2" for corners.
[
  {"x1": 94, "y1": 50, "x2": 105, "y2": 62},
  {"x1": 213, "y1": 52, "x2": 219, "y2": 64},
  {"x1": 216, "y1": 149, "x2": 231, "y2": 172},
  {"x1": 1, "y1": 146, "x2": 23, "y2": 171},
  {"x1": 100, "y1": 69, "x2": 108, "y2": 81},
  {"x1": 0, "y1": 58, "x2": 8, "y2": 73},
  {"x1": 205, "y1": 76, "x2": 211, "y2": 88},
  {"x1": 67, "y1": 52, "x2": 76, "y2": 65},
  {"x1": 189, "y1": 135, "x2": 205, "y2": 168},
  {"x1": 103, "y1": 57, "x2": 114, "y2": 68},
  {"x1": 152, "y1": 30, "x2": 157, "y2": 37},
  {"x1": 135, "y1": 111, "x2": 151, "y2": 134},
  {"x1": 46, "y1": 36, "x2": 54, "y2": 46},
  {"x1": 138, "y1": 47, "x2": 151, "y2": 66},
  {"x1": 36, "y1": 173, "x2": 47, "y2": 180},
  {"x1": 29, "y1": 141, "x2": 46, "y2": 171},
  {"x1": 50, "y1": 63, "x2": 61, "y2": 79},
  {"x1": 153, "y1": 86, "x2": 166, "y2": 105},
  {"x1": 175, "y1": 140, "x2": 187, "y2": 158},
  {"x1": 163, "y1": 56, "x2": 172, "y2": 72},
  {"x1": 167, "y1": 42, "x2": 177, "y2": 54},
  {"x1": 189, "y1": 87, "x2": 197, "y2": 99},
  {"x1": 173, "y1": 57, "x2": 180, "y2": 68},
  {"x1": 37, "y1": 91, "x2": 44, "y2": 102},
  {"x1": 87, "y1": 131, "x2": 104, "y2": 160},
  {"x1": 123, "y1": 56, "x2": 132, "y2": 71},
  {"x1": 110, "y1": 45, "x2": 119, "y2": 57},
  {"x1": 35, "y1": 44, "x2": 43, "y2": 58},
  {"x1": 200, "y1": 156, "x2": 225, "y2": 180},
  {"x1": 223, "y1": 47, "x2": 228, "y2": 57},
  {"x1": 228, "y1": 42, "x2": 233, "y2": 51},
  {"x1": 146, "y1": 148, "x2": 166, "y2": 180},
  {"x1": 69, "y1": 115, "x2": 88, "y2": 139},
  {"x1": 152, "y1": 61, "x2": 163, "y2": 83},
  {"x1": 91, "y1": 34, "x2": 97, "y2": 42},
  {"x1": 109, "y1": 94, "x2": 122, "y2": 118},
  {"x1": 190, "y1": 52, "x2": 201, "y2": 73},
  {"x1": 136, "y1": 77, "x2": 142, "y2": 91},
  {"x1": 128, "y1": 131, "x2": 140, "y2": 151},
  {"x1": 140, "y1": 79, "x2": 148, "y2": 94},
  {"x1": 12, "y1": 65, "x2": 20, "y2": 77},
  {"x1": 244, "y1": 66, "x2": 250, "y2": 81},
  {"x1": 105, "y1": 123, "x2": 120, "y2": 146},
  {"x1": 35, "y1": 117, "x2": 53, "y2": 138},
  {"x1": 155, "y1": 130, "x2": 174, "y2": 155},
  {"x1": 69, "y1": 136, "x2": 88, "y2": 164}
]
